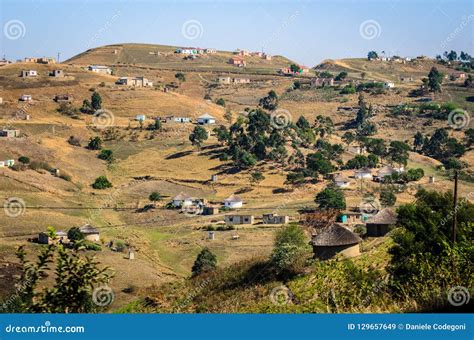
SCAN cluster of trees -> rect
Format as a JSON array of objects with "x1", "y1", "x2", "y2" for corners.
[
  {"x1": 436, "y1": 50, "x2": 472, "y2": 62},
  {"x1": 413, "y1": 128, "x2": 466, "y2": 168},
  {"x1": 81, "y1": 91, "x2": 102, "y2": 114}
]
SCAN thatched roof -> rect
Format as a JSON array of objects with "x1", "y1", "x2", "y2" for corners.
[
  {"x1": 311, "y1": 223, "x2": 361, "y2": 246},
  {"x1": 354, "y1": 167, "x2": 373, "y2": 174},
  {"x1": 79, "y1": 224, "x2": 99, "y2": 235},
  {"x1": 377, "y1": 165, "x2": 395, "y2": 176},
  {"x1": 224, "y1": 194, "x2": 243, "y2": 203},
  {"x1": 366, "y1": 208, "x2": 397, "y2": 225},
  {"x1": 173, "y1": 192, "x2": 191, "y2": 201}
]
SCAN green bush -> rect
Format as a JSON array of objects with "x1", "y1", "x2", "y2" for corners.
[
  {"x1": 271, "y1": 223, "x2": 307, "y2": 274},
  {"x1": 92, "y1": 176, "x2": 112, "y2": 189},
  {"x1": 192, "y1": 248, "x2": 217, "y2": 276},
  {"x1": 149, "y1": 192, "x2": 162, "y2": 201},
  {"x1": 98, "y1": 149, "x2": 113, "y2": 162},
  {"x1": 18, "y1": 156, "x2": 30, "y2": 164}
]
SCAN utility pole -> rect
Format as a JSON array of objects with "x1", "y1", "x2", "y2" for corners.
[
  {"x1": 452, "y1": 170, "x2": 458, "y2": 243},
  {"x1": 57, "y1": 52, "x2": 61, "y2": 63}
]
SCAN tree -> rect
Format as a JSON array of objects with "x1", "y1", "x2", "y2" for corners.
[
  {"x1": 18, "y1": 156, "x2": 30, "y2": 164},
  {"x1": 98, "y1": 149, "x2": 113, "y2": 162},
  {"x1": 11, "y1": 228, "x2": 111, "y2": 313},
  {"x1": 444, "y1": 50, "x2": 457, "y2": 61},
  {"x1": 465, "y1": 128, "x2": 474, "y2": 146},
  {"x1": 259, "y1": 90, "x2": 278, "y2": 111},
  {"x1": 427, "y1": 67, "x2": 443, "y2": 93},
  {"x1": 88, "y1": 137, "x2": 102, "y2": 150},
  {"x1": 149, "y1": 192, "x2": 162, "y2": 201},
  {"x1": 296, "y1": 116, "x2": 310, "y2": 130},
  {"x1": 175, "y1": 72, "x2": 186, "y2": 83},
  {"x1": 315, "y1": 184, "x2": 346, "y2": 209},
  {"x1": 216, "y1": 98, "x2": 226, "y2": 107},
  {"x1": 189, "y1": 126, "x2": 208, "y2": 148},
  {"x1": 148, "y1": 118, "x2": 162, "y2": 131},
  {"x1": 91, "y1": 92, "x2": 102, "y2": 111},
  {"x1": 367, "y1": 51, "x2": 378, "y2": 60},
  {"x1": 191, "y1": 248, "x2": 217, "y2": 276},
  {"x1": 367, "y1": 154, "x2": 379, "y2": 168},
  {"x1": 81, "y1": 99, "x2": 93, "y2": 114},
  {"x1": 345, "y1": 155, "x2": 368, "y2": 169},
  {"x1": 67, "y1": 227, "x2": 84, "y2": 242},
  {"x1": 380, "y1": 188, "x2": 396, "y2": 207},
  {"x1": 334, "y1": 71, "x2": 348, "y2": 81},
  {"x1": 250, "y1": 171, "x2": 265, "y2": 185},
  {"x1": 388, "y1": 141, "x2": 410, "y2": 167},
  {"x1": 289, "y1": 64, "x2": 301, "y2": 73},
  {"x1": 271, "y1": 224, "x2": 307, "y2": 273},
  {"x1": 213, "y1": 125, "x2": 231, "y2": 144},
  {"x1": 388, "y1": 189, "x2": 473, "y2": 300},
  {"x1": 306, "y1": 153, "x2": 333, "y2": 178},
  {"x1": 92, "y1": 176, "x2": 112, "y2": 189},
  {"x1": 413, "y1": 131, "x2": 424, "y2": 152},
  {"x1": 464, "y1": 74, "x2": 473, "y2": 88}
]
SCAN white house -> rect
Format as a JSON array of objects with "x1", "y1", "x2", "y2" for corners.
[
  {"x1": 354, "y1": 167, "x2": 373, "y2": 180},
  {"x1": 0, "y1": 160, "x2": 15, "y2": 167},
  {"x1": 19, "y1": 95, "x2": 32, "y2": 101},
  {"x1": 135, "y1": 114, "x2": 146, "y2": 122},
  {"x1": 21, "y1": 70, "x2": 38, "y2": 77},
  {"x1": 218, "y1": 77, "x2": 232, "y2": 84},
  {"x1": 384, "y1": 82, "x2": 395, "y2": 89},
  {"x1": 333, "y1": 174, "x2": 351, "y2": 188},
  {"x1": 223, "y1": 194, "x2": 243, "y2": 209},
  {"x1": 79, "y1": 224, "x2": 100, "y2": 242},
  {"x1": 197, "y1": 113, "x2": 216, "y2": 125},
  {"x1": 88, "y1": 65, "x2": 112, "y2": 75},
  {"x1": 172, "y1": 192, "x2": 193, "y2": 207}
]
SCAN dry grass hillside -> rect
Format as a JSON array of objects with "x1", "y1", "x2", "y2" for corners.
[{"x1": 0, "y1": 48, "x2": 473, "y2": 309}]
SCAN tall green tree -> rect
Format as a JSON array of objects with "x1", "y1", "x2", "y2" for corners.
[
  {"x1": 191, "y1": 248, "x2": 217, "y2": 276},
  {"x1": 315, "y1": 184, "x2": 346, "y2": 209},
  {"x1": 91, "y1": 92, "x2": 102, "y2": 111},
  {"x1": 189, "y1": 126, "x2": 208, "y2": 148},
  {"x1": 427, "y1": 67, "x2": 443, "y2": 93}
]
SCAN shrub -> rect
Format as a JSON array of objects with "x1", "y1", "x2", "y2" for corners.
[
  {"x1": 216, "y1": 98, "x2": 225, "y2": 107},
  {"x1": 114, "y1": 240, "x2": 126, "y2": 252},
  {"x1": 18, "y1": 156, "x2": 30, "y2": 164},
  {"x1": 67, "y1": 227, "x2": 84, "y2": 242},
  {"x1": 59, "y1": 173, "x2": 72, "y2": 182},
  {"x1": 83, "y1": 241, "x2": 101, "y2": 251},
  {"x1": 149, "y1": 192, "x2": 162, "y2": 201},
  {"x1": 340, "y1": 85, "x2": 356, "y2": 94},
  {"x1": 271, "y1": 223, "x2": 307, "y2": 274},
  {"x1": 88, "y1": 137, "x2": 102, "y2": 150},
  {"x1": 92, "y1": 176, "x2": 112, "y2": 189},
  {"x1": 98, "y1": 149, "x2": 113, "y2": 162}
]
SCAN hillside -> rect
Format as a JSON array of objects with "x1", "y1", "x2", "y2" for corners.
[
  {"x1": 66, "y1": 43, "x2": 299, "y2": 75},
  {"x1": 1, "y1": 48, "x2": 473, "y2": 311}
]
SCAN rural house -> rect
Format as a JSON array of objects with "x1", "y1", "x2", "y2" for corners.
[
  {"x1": 233, "y1": 78, "x2": 250, "y2": 84},
  {"x1": 0, "y1": 160, "x2": 15, "y2": 167},
  {"x1": 166, "y1": 116, "x2": 191, "y2": 123},
  {"x1": 310, "y1": 223, "x2": 362, "y2": 260},
  {"x1": 50, "y1": 69, "x2": 64, "y2": 77},
  {"x1": 223, "y1": 194, "x2": 243, "y2": 209},
  {"x1": 225, "y1": 215, "x2": 254, "y2": 225},
  {"x1": 366, "y1": 208, "x2": 397, "y2": 237},
  {"x1": 234, "y1": 49, "x2": 250, "y2": 56},
  {"x1": 205, "y1": 48, "x2": 217, "y2": 54},
  {"x1": 339, "y1": 211, "x2": 366, "y2": 225},
  {"x1": 172, "y1": 192, "x2": 193, "y2": 207},
  {"x1": 311, "y1": 78, "x2": 334, "y2": 87},
  {"x1": 0, "y1": 129, "x2": 20, "y2": 137},
  {"x1": 116, "y1": 77, "x2": 153, "y2": 87},
  {"x1": 197, "y1": 113, "x2": 216, "y2": 125},
  {"x1": 263, "y1": 53, "x2": 272, "y2": 60},
  {"x1": 88, "y1": 65, "x2": 112, "y2": 75},
  {"x1": 54, "y1": 94, "x2": 73, "y2": 103},
  {"x1": 21, "y1": 70, "x2": 38, "y2": 77},
  {"x1": 38, "y1": 57, "x2": 56, "y2": 64},
  {"x1": 38, "y1": 231, "x2": 69, "y2": 245},
  {"x1": 218, "y1": 77, "x2": 232, "y2": 84},
  {"x1": 229, "y1": 57, "x2": 246, "y2": 67},
  {"x1": 262, "y1": 213, "x2": 290, "y2": 225},
  {"x1": 135, "y1": 114, "x2": 146, "y2": 122},
  {"x1": 374, "y1": 165, "x2": 402, "y2": 182},
  {"x1": 203, "y1": 206, "x2": 219, "y2": 215},
  {"x1": 79, "y1": 224, "x2": 100, "y2": 242},
  {"x1": 353, "y1": 167, "x2": 373, "y2": 180},
  {"x1": 333, "y1": 174, "x2": 351, "y2": 188},
  {"x1": 19, "y1": 95, "x2": 32, "y2": 101}
]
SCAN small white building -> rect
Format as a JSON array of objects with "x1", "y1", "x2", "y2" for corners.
[
  {"x1": 374, "y1": 165, "x2": 403, "y2": 182},
  {"x1": 218, "y1": 77, "x2": 232, "y2": 84},
  {"x1": 135, "y1": 114, "x2": 146, "y2": 122},
  {"x1": 172, "y1": 192, "x2": 193, "y2": 207},
  {"x1": 197, "y1": 113, "x2": 216, "y2": 125},
  {"x1": 333, "y1": 174, "x2": 351, "y2": 188},
  {"x1": 88, "y1": 65, "x2": 112, "y2": 75},
  {"x1": 383, "y1": 82, "x2": 395, "y2": 89},
  {"x1": 19, "y1": 95, "x2": 32, "y2": 102},
  {"x1": 223, "y1": 194, "x2": 243, "y2": 209},
  {"x1": 354, "y1": 167, "x2": 373, "y2": 180},
  {"x1": 21, "y1": 70, "x2": 38, "y2": 77},
  {"x1": 0, "y1": 160, "x2": 15, "y2": 167}
]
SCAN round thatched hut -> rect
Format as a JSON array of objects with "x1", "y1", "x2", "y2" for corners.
[{"x1": 310, "y1": 223, "x2": 362, "y2": 260}]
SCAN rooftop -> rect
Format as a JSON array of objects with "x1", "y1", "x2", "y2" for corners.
[{"x1": 311, "y1": 223, "x2": 361, "y2": 246}]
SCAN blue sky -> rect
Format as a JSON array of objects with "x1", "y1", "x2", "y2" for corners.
[{"x1": 1, "y1": 0, "x2": 473, "y2": 66}]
